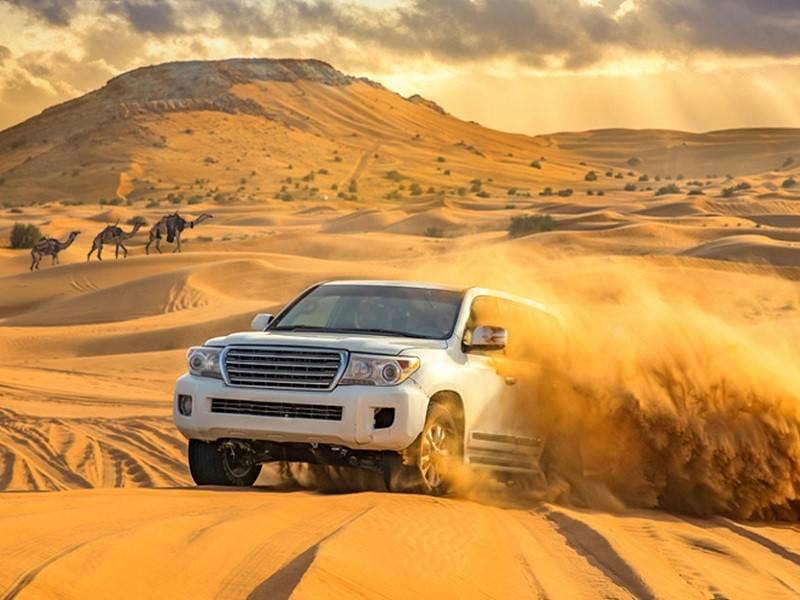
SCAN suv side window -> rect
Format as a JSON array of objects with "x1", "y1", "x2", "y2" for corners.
[{"x1": 497, "y1": 299, "x2": 562, "y2": 362}]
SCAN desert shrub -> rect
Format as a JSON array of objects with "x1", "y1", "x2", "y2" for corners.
[
  {"x1": 688, "y1": 189, "x2": 704, "y2": 196},
  {"x1": 476, "y1": 190, "x2": 491, "y2": 198},
  {"x1": 722, "y1": 182, "x2": 751, "y2": 197},
  {"x1": 9, "y1": 207, "x2": 22, "y2": 213},
  {"x1": 426, "y1": 186, "x2": 436, "y2": 193},
  {"x1": 638, "y1": 174, "x2": 649, "y2": 182},
  {"x1": 187, "y1": 195, "x2": 202, "y2": 205},
  {"x1": 508, "y1": 214, "x2": 555, "y2": 238},
  {"x1": 783, "y1": 177, "x2": 797, "y2": 189},
  {"x1": 584, "y1": 171, "x2": 597, "y2": 182},
  {"x1": 348, "y1": 180, "x2": 358, "y2": 193},
  {"x1": 507, "y1": 188, "x2": 517, "y2": 196},
  {"x1": 540, "y1": 187, "x2": 553, "y2": 197},
  {"x1": 279, "y1": 192, "x2": 293, "y2": 201},
  {"x1": 782, "y1": 157, "x2": 794, "y2": 168},
  {"x1": 10, "y1": 223, "x2": 42, "y2": 248},
  {"x1": 127, "y1": 216, "x2": 147, "y2": 227},
  {"x1": 624, "y1": 183, "x2": 637, "y2": 191},
  {"x1": 203, "y1": 156, "x2": 217, "y2": 164},
  {"x1": 410, "y1": 183, "x2": 423, "y2": 196},
  {"x1": 597, "y1": 190, "x2": 605, "y2": 196},
  {"x1": 436, "y1": 156, "x2": 446, "y2": 163},
  {"x1": 469, "y1": 179, "x2": 482, "y2": 193},
  {"x1": 587, "y1": 189, "x2": 594, "y2": 196},
  {"x1": 529, "y1": 160, "x2": 542, "y2": 169},
  {"x1": 146, "y1": 199, "x2": 160, "y2": 208},
  {"x1": 318, "y1": 168, "x2": 328, "y2": 175},
  {"x1": 385, "y1": 170, "x2": 403, "y2": 181},
  {"x1": 334, "y1": 156, "x2": 342, "y2": 162},
  {"x1": 444, "y1": 169, "x2": 450, "y2": 175},
  {"x1": 457, "y1": 187, "x2": 466, "y2": 196},
  {"x1": 557, "y1": 188, "x2": 573, "y2": 197},
  {"x1": 627, "y1": 157, "x2": 641, "y2": 167},
  {"x1": 605, "y1": 171, "x2": 613, "y2": 177},
  {"x1": 195, "y1": 236, "x2": 213, "y2": 242},
  {"x1": 425, "y1": 226, "x2": 445, "y2": 238},
  {"x1": 614, "y1": 173, "x2": 624, "y2": 179},
  {"x1": 655, "y1": 184, "x2": 680, "y2": 196}
]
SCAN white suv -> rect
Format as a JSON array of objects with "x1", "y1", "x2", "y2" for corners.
[{"x1": 173, "y1": 280, "x2": 561, "y2": 494}]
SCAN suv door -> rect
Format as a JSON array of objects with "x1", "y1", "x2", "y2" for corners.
[{"x1": 463, "y1": 297, "x2": 545, "y2": 474}]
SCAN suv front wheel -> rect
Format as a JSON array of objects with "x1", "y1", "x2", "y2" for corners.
[
  {"x1": 384, "y1": 402, "x2": 461, "y2": 495},
  {"x1": 188, "y1": 439, "x2": 262, "y2": 486}
]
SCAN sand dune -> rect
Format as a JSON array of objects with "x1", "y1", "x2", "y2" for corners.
[
  {"x1": 2, "y1": 489, "x2": 800, "y2": 599},
  {"x1": 683, "y1": 234, "x2": 800, "y2": 265}
]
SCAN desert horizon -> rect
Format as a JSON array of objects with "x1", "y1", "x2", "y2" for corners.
[{"x1": 3, "y1": 3, "x2": 800, "y2": 597}]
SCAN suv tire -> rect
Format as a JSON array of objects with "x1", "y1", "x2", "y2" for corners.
[
  {"x1": 384, "y1": 402, "x2": 461, "y2": 495},
  {"x1": 188, "y1": 439, "x2": 262, "y2": 486}
]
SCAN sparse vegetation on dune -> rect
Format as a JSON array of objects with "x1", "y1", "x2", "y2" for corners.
[
  {"x1": 9, "y1": 223, "x2": 42, "y2": 248},
  {"x1": 656, "y1": 183, "x2": 680, "y2": 196},
  {"x1": 508, "y1": 214, "x2": 555, "y2": 237}
]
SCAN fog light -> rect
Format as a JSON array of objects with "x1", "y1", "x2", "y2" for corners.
[
  {"x1": 177, "y1": 394, "x2": 193, "y2": 416},
  {"x1": 373, "y1": 407, "x2": 395, "y2": 429}
]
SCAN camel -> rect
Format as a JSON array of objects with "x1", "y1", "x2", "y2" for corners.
[
  {"x1": 30, "y1": 231, "x2": 80, "y2": 271},
  {"x1": 145, "y1": 213, "x2": 212, "y2": 255},
  {"x1": 87, "y1": 221, "x2": 143, "y2": 261}
]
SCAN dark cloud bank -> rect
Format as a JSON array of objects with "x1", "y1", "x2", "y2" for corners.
[{"x1": 5, "y1": 0, "x2": 800, "y2": 68}]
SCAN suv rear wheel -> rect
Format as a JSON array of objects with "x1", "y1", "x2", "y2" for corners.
[
  {"x1": 188, "y1": 439, "x2": 262, "y2": 486},
  {"x1": 384, "y1": 402, "x2": 461, "y2": 495}
]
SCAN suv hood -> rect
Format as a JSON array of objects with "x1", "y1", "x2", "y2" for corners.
[{"x1": 206, "y1": 331, "x2": 448, "y2": 355}]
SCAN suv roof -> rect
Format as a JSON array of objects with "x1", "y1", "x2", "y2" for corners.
[{"x1": 322, "y1": 280, "x2": 467, "y2": 292}]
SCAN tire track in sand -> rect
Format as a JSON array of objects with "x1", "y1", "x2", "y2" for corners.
[
  {"x1": 544, "y1": 508, "x2": 657, "y2": 600},
  {"x1": 215, "y1": 504, "x2": 374, "y2": 599},
  {"x1": 338, "y1": 143, "x2": 380, "y2": 189}
]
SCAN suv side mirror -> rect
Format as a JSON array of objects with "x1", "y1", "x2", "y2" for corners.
[
  {"x1": 251, "y1": 313, "x2": 274, "y2": 331},
  {"x1": 466, "y1": 325, "x2": 507, "y2": 351}
]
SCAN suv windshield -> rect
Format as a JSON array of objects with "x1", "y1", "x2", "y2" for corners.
[{"x1": 270, "y1": 284, "x2": 464, "y2": 339}]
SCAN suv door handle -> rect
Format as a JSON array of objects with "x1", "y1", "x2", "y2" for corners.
[{"x1": 504, "y1": 376, "x2": 516, "y2": 385}]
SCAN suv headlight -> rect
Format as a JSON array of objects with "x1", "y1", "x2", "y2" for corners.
[
  {"x1": 340, "y1": 354, "x2": 420, "y2": 386},
  {"x1": 187, "y1": 346, "x2": 222, "y2": 379}
]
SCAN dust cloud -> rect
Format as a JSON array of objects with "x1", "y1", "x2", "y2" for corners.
[{"x1": 416, "y1": 250, "x2": 800, "y2": 520}]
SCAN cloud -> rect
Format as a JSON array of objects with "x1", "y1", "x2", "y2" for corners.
[
  {"x1": 111, "y1": 0, "x2": 181, "y2": 34},
  {"x1": 0, "y1": 45, "x2": 11, "y2": 64},
  {"x1": 5, "y1": 1, "x2": 800, "y2": 68},
  {"x1": 6, "y1": 0, "x2": 79, "y2": 25}
]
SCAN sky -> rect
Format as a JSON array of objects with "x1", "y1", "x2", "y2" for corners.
[{"x1": 1, "y1": 0, "x2": 800, "y2": 134}]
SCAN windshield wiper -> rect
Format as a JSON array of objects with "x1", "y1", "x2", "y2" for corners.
[
  {"x1": 271, "y1": 325, "x2": 432, "y2": 339},
  {"x1": 334, "y1": 328, "x2": 431, "y2": 339},
  {"x1": 270, "y1": 325, "x2": 330, "y2": 332}
]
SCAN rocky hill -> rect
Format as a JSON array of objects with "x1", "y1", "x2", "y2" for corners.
[{"x1": 0, "y1": 58, "x2": 798, "y2": 205}]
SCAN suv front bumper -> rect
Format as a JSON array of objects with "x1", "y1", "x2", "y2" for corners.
[{"x1": 173, "y1": 374, "x2": 429, "y2": 451}]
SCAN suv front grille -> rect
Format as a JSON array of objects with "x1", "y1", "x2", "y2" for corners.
[
  {"x1": 222, "y1": 346, "x2": 346, "y2": 391},
  {"x1": 210, "y1": 398, "x2": 343, "y2": 421}
]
